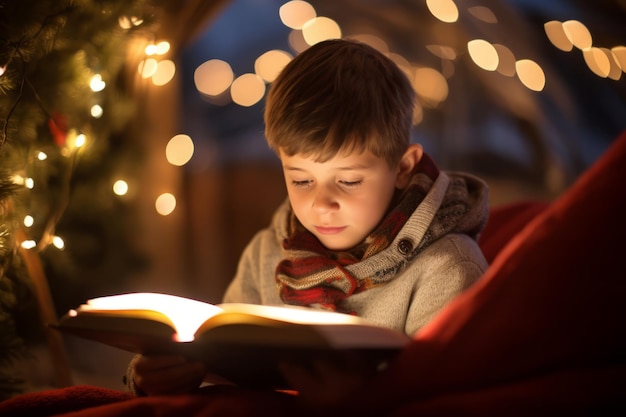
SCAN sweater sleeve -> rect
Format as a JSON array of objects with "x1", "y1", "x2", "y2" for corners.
[{"x1": 404, "y1": 234, "x2": 487, "y2": 336}]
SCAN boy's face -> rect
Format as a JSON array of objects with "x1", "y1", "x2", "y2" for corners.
[{"x1": 279, "y1": 148, "x2": 401, "y2": 251}]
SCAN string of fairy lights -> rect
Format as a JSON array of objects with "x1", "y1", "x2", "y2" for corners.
[{"x1": 14, "y1": 0, "x2": 625, "y2": 252}]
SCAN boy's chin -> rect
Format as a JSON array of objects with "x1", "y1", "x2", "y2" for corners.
[{"x1": 317, "y1": 237, "x2": 361, "y2": 252}]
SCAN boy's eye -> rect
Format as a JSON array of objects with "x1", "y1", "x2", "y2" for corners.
[
  {"x1": 291, "y1": 179, "x2": 312, "y2": 188},
  {"x1": 339, "y1": 180, "x2": 362, "y2": 188}
]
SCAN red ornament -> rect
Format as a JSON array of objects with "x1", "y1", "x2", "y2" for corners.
[{"x1": 48, "y1": 112, "x2": 68, "y2": 147}]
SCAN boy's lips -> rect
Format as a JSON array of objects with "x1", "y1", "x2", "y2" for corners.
[{"x1": 314, "y1": 225, "x2": 347, "y2": 235}]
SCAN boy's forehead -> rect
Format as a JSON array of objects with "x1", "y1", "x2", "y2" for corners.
[{"x1": 279, "y1": 147, "x2": 383, "y2": 167}]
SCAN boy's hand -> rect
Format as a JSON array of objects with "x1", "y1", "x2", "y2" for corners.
[{"x1": 133, "y1": 354, "x2": 207, "y2": 395}]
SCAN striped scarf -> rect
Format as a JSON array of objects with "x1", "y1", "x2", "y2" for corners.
[{"x1": 275, "y1": 155, "x2": 442, "y2": 312}]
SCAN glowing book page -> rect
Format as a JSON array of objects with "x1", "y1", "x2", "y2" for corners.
[{"x1": 77, "y1": 293, "x2": 222, "y2": 342}]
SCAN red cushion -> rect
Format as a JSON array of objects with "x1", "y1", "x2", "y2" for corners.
[{"x1": 479, "y1": 200, "x2": 549, "y2": 264}]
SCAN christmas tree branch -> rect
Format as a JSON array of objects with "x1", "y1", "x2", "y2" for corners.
[{"x1": 0, "y1": 51, "x2": 26, "y2": 151}]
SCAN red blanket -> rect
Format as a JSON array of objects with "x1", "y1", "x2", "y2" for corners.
[{"x1": 1, "y1": 132, "x2": 625, "y2": 417}]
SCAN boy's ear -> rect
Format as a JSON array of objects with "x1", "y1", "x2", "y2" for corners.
[{"x1": 395, "y1": 144, "x2": 423, "y2": 188}]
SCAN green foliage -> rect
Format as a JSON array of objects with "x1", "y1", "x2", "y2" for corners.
[{"x1": 0, "y1": 0, "x2": 166, "y2": 398}]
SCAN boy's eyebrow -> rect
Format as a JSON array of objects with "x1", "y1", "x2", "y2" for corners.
[{"x1": 283, "y1": 164, "x2": 372, "y2": 171}]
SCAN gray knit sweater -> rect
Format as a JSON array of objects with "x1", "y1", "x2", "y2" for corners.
[{"x1": 223, "y1": 171, "x2": 489, "y2": 336}]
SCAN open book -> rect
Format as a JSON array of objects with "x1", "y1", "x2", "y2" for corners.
[{"x1": 53, "y1": 292, "x2": 412, "y2": 389}]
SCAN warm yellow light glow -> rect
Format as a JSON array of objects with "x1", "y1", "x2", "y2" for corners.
[
  {"x1": 426, "y1": 0, "x2": 459, "y2": 23},
  {"x1": 84, "y1": 293, "x2": 223, "y2": 342},
  {"x1": 601, "y1": 48, "x2": 622, "y2": 80},
  {"x1": 138, "y1": 59, "x2": 158, "y2": 78},
  {"x1": 37, "y1": 151, "x2": 47, "y2": 160},
  {"x1": 90, "y1": 74, "x2": 106, "y2": 92},
  {"x1": 516, "y1": 59, "x2": 545, "y2": 91},
  {"x1": 24, "y1": 215, "x2": 34, "y2": 227},
  {"x1": 231, "y1": 73, "x2": 266, "y2": 107},
  {"x1": 302, "y1": 16, "x2": 341, "y2": 46},
  {"x1": 118, "y1": 16, "x2": 132, "y2": 29},
  {"x1": 194, "y1": 59, "x2": 233, "y2": 96},
  {"x1": 152, "y1": 59, "x2": 176, "y2": 86},
  {"x1": 113, "y1": 180, "x2": 129, "y2": 196},
  {"x1": 52, "y1": 236, "x2": 65, "y2": 250},
  {"x1": 21, "y1": 240, "x2": 37, "y2": 249},
  {"x1": 145, "y1": 44, "x2": 158, "y2": 55},
  {"x1": 25, "y1": 178, "x2": 34, "y2": 189},
  {"x1": 544, "y1": 21, "x2": 573, "y2": 52},
  {"x1": 279, "y1": 1, "x2": 316, "y2": 30},
  {"x1": 0, "y1": 66, "x2": 6, "y2": 77},
  {"x1": 468, "y1": 39, "x2": 499, "y2": 71},
  {"x1": 413, "y1": 67, "x2": 449, "y2": 107},
  {"x1": 562, "y1": 20, "x2": 592, "y2": 50},
  {"x1": 11, "y1": 175, "x2": 25, "y2": 186},
  {"x1": 166, "y1": 134, "x2": 195, "y2": 166},
  {"x1": 611, "y1": 46, "x2": 626, "y2": 73},
  {"x1": 119, "y1": 16, "x2": 142, "y2": 29},
  {"x1": 468, "y1": 6, "x2": 497, "y2": 23},
  {"x1": 146, "y1": 42, "x2": 171, "y2": 56},
  {"x1": 155, "y1": 41, "x2": 171, "y2": 55},
  {"x1": 155, "y1": 193, "x2": 176, "y2": 216},
  {"x1": 75, "y1": 133, "x2": 86, "y2": 148},
  {"x1": 493, "y1": 44, "x2": 516, "y2": 77},
  {"x1": 288, "y1": 30, "x2": 309, "y2": 53},
  {"x1": 90, "y1": 104, "x2": 103, "y2": 118},
  {"x1": 583, "y1": 47, "x2": 611, "y2": 78},
  {"x1": 255, "y1": 50, "x2": 293, "y2": 82}
]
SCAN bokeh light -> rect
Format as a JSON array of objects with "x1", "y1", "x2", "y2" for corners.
[
  {"x1": 302, "y1": 16, "x2": 341, "y2": 45},
  {"x1": 255, "y1": 50, "x2": 293, "y2": 82},
  {"x1": 288, "y1": 29, "x2": 309, "y2": 53},
  {"x1": 139, "y1": 58, "x2": 158, "y2": 78},
  {"x1": 166, "y1": 134, "x2": 195, "y2": 166},
  {"x1": 230, "y1": 73, "x2": 266, "y2": 106},
  {"x1": 155, "y1": 193, "x2": 176, "y2": 216},
  {"x1": 562, "y1": 20, "x2": 592, "y2": 50},
  {"x1": 24, "y1": 215, "x2": 34, "y2": 227},
  {"x1": 113, "y1": 180, "x2": 129, "y2": 196},
  {"x1": 413, "y1": 67, "x2": 449, "y2": 107},
  {"x1": 152, "y1": 59, "x2": 176, "y2": 86},
  {"x1": 612, "y1": 46, "x2": 626, "y2": 72},
  {"x1": 515, "y1": 59, "x2": 545, "y2": 91},
  {"x1": 544, "y1": 21, "x2": 574, "y2": 52},
  {"x1": 468, "y1": 39, "x2": 499, "y2": 71},
  {"x1": 426, "y1": 0, "x2": 459, "y2": 23},
  {"x1": 493, "y1": 44, "x2": 517, "y2": 77},
  {"x1": 90, "y1": 104, "x2": 103, "y2": 118},
  {"x1": 583, "y1": 47, "x2": 611, "y2": 78},
  {"x1": 194, "y1": 59, "x2": 234, "y2": 96},
  {"x1": 89, "y1": 74, "x2": 106, "y2": 92},
  {"x1": 279, "y1": 1, "x2": 316, "y2": 29}
]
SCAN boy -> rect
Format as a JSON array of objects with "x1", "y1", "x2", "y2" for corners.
[{"x1": 126, "y1": 39, "x2": 489, "y2": 396}]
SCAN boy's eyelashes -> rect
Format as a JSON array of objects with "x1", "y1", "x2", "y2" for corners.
[
  {"x1": 339, "y1": 180, "x2": 363, "y2": 188},
  {"x1": 291, "y1": 179, "x2": 312, "y2": 188},
  {"x1": 289, "y1": 179, "x2": 363, "y2": 189}
]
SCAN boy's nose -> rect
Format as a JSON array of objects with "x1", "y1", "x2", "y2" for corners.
[{"x1": 312, "y1": 187, "x2": 339, "y2": 212}]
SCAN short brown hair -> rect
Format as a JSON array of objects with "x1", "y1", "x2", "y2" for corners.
[{"x1": 264, "y1": 39, "x2": 415, "y2": 167}]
